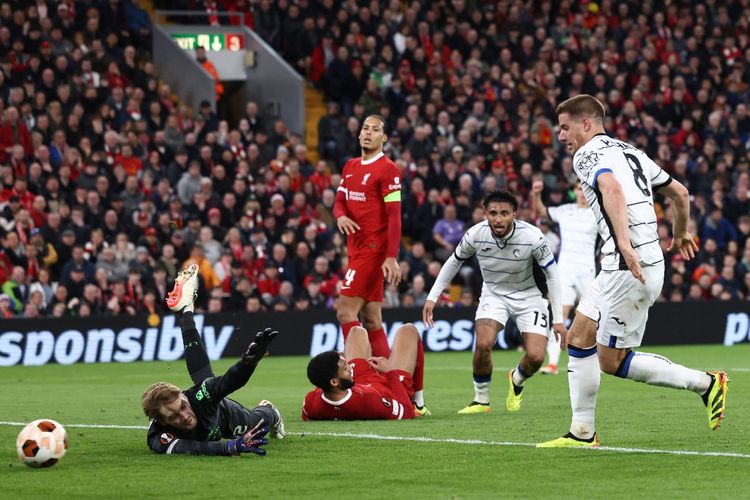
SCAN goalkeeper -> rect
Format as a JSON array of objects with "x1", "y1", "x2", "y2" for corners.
[{"x1": 142, "y1": 264, "x2": 285, "y2": 456}]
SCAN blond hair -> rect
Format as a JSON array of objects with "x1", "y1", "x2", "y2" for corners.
[
  {"x1": 142, "y1": 382, "x2": 182, "y2": 420},
  {"x1": 555, "y1": 94, "x2": 606, "y2": 122}
]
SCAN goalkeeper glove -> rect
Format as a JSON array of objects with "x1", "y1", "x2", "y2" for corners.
[
  {"x1": 242, "y1": 327, "x2": 279, "y2": 365},
  {"x1": 225, "y1": 421, "x2": 269, "y2": 456}
]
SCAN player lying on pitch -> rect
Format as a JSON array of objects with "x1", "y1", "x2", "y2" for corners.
[
  {"x1": 302, "y1": 323, "x2": 425, "y2": 420},
  {"x1": 142, "y1": 264, "x2": 285, "y2": 456}
]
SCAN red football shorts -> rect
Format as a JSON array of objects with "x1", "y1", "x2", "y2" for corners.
[
  {"x1": 349, "y1": 358, "x2": 414, "y2": 400},
  {"x1": 340, "y1": 252, "x2": 385, "y2": 302}
]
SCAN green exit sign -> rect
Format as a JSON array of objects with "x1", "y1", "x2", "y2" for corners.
[{"x1": 171, "y1": 33, "x2": 245, "y2": 51}]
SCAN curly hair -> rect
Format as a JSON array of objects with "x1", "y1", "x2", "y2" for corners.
[{"x1": 306, "y1": 351, "x2": 341, "y2": 391}]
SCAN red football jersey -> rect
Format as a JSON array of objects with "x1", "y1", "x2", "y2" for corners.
[
  {"x1": 336, "y1": 152, "x2": 401, "y2": 257},
  {"x1": 301, "y1": 359, "x2": 414, "y2": 421}
]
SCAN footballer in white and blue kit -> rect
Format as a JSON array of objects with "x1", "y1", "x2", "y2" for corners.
[
  {"x1": 532, "y1": 180, "x2": 599, "y2": 374},
  {"x1": 423, "y1": 190, "x2": 567, "y2": 414},
  {"x1": 538, "y1": 95, "x2": 728, "y2": 449}
]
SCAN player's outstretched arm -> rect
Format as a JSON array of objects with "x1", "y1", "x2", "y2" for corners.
[
  {"x1": 423, "y1": 253, "x2": 464, "y2": 327},
  {"x1": 146, "y1": 420, "x2": 268, "y2": 456},
  {"x1": 241, "y1": 327, "x2": 279, "y2": 366},
  {"x1": 148, "y1": 434, "x2": 229, "y2": 455},
  {"x1": 540, "y1": 260, "x2": 567, "y2": 349},
  {"x1": 204, "y1": 328, "x2": 279, "y2": 401},
  {"x1": 224, "y1": 420, "x2": 269, "y2": 456},
  {"x1": 658, "y1": 180, "x2": 699, "y2": 261},
  {"x1": 597, "y1": 173, "x2": 644, "y2": 283},
  {"x1": 532, "y1": 235, "x2": 567, "y2": 348}
]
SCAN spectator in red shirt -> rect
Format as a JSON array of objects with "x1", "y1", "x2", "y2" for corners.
[
  {"x1": 256, "y1": 260, "x2": 281, "y2": 306},
  {"x1": 0, "y1": 106, "x2": 32, "y2": 163},
  {"x1": 115, "y1": 144, "x2": 144, "y2": 177},
  {"x1": 304, "y1": 256, "x2": 340, "y2": 299}
]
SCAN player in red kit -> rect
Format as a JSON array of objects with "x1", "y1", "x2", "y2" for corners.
[
  {"x1": 302, "y1": 323, "x2": 425, "y2": 421},
  {"x1": 332, "y1": 115, "x2": 427, "y2": 415}
]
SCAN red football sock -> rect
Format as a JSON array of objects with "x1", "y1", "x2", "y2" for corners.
[
  {"x1": 413, "y1": 334, "x2": 424, "y2": 392},
  {"x1": 341, "y1": 321, "x2": 362, "y2": 342},
  {"x1": 368, "y1": 327, "x2": 391, "y2": 358}
]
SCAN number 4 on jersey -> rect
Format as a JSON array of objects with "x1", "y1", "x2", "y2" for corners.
[{"x1": 344, "y1": 269, "x2": 356, "y2": 287}]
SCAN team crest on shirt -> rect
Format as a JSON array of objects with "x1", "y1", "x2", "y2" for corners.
[
  {"x1": 361, "y1": 173, "x2": 372, "y2": 185},
  {"x1": 576, "y1": 151, "x2": 599, "y2": 175},
  {"x1": 160, "y1": 433, "x2": 174, "y2": 445}
]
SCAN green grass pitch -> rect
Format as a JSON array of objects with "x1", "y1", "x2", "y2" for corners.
[{"x1": 2, "y1": 344, "x2": 748, "y2": 499}]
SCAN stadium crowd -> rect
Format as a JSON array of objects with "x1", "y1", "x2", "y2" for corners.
[{"x1": 1, "y1": 0, "x2": 750, "y2": 319}]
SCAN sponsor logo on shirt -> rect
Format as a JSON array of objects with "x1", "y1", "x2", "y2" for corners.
[
  {"x1": 348, "y1": 191, "x2": 366, "y2": 201},
  {"x1": 577, "y1": 151, "x2": 599, "y2": 176},
  {"x1": 513, "y1": 249, "x2": 521, "y2": 257},
  {"x1": 381, "y1": 398, "x2": 392, "y2": 408},
  {"x1": 196, "y1": 380, "x2": 211, "y2": 401}
]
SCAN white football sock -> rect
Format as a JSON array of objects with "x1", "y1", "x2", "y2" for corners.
[
  {"x1": 473, "y1": 374, "x2": 491, "y2": 404},
  {"x1": 568, "y1": 345, "x2": 600, "y2": 439},
  {"x1": 413, "y1": 390, "x2": 424, "y2": 407},
  {"x1": 618, "y1": 351, "x2": 711, "y2": 394},
  {"x1": 512, "y1": 364, "x2": 530, "y2": 387},
  {"x1": 546, "y1": 333, "x2": 561, "y2": 366}
]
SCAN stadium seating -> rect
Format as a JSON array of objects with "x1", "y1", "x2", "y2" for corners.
[{"x1": 0, "y1": 0, "x2": 748, "y2": 318}]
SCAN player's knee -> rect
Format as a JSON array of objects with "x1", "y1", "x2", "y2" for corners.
[
  {"x1": 344, "y1": 326, "x2": 369, "y2": 351},
  {"x1": 361, "y1": 316, "x2": 380, "y2": 332},
  {"x1": 598, "y1": 356, "x2": 620, "y2": 375},
  {"x1": 566, "y1": 330, "x2": 590, "y2": 349},
  {"x1": 475, "y1": 338, "x2": 494, "y2": 353},
  {"x1": 348, "y1": 326, "x2": 368, "y2": 341},
  {"x1": 526, "y1": 351, "x2": 545, "y2": 369},
  {"x1": 336, "y1": 305, "x2": 355, "y2": 324},
  {"x1": 396, "y1": 323, "x2": 419, "y2": 341}
]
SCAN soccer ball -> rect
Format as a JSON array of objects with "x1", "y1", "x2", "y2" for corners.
[{"x1": 16, "y1": 419, "x2": 68, "y2": 468}]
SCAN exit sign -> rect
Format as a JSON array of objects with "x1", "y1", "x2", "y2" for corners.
[{"x1": 171, "y1": 33, "x2": 245, "y2": 51}]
